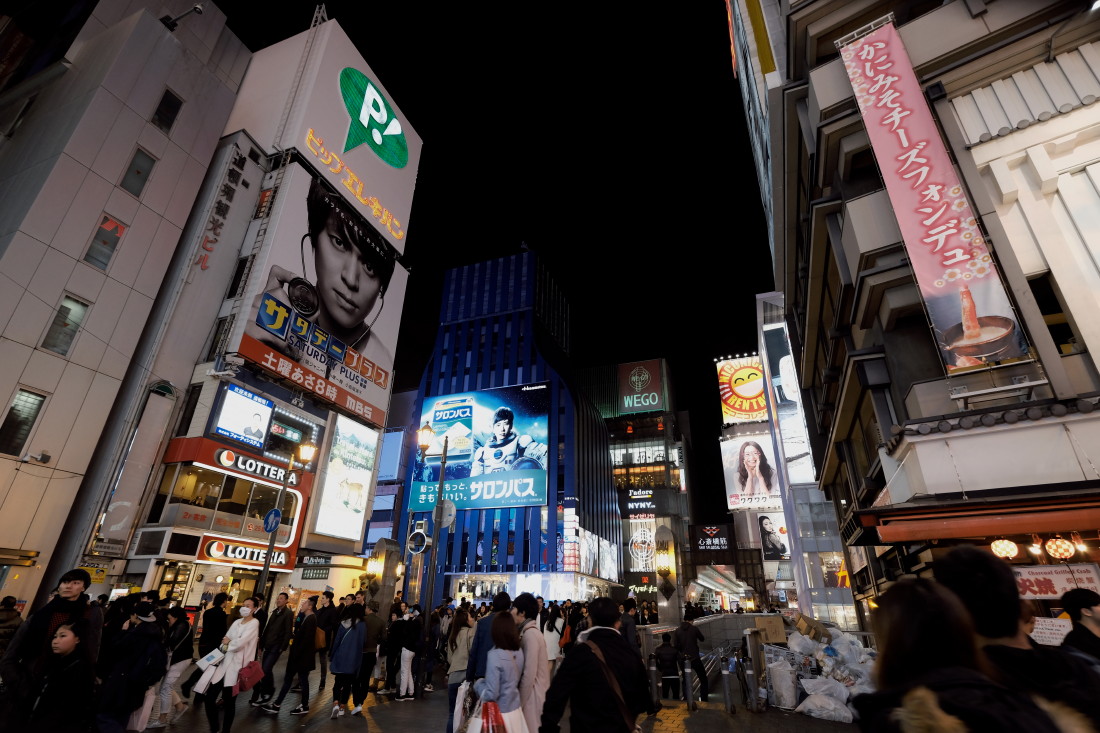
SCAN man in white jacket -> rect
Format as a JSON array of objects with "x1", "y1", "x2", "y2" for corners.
[{"x1": 512, "y1": 592, "x2": 550, "y2": 733}]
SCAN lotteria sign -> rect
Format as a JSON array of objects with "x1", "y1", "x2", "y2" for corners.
[
  {"x1": 199, "y1": 538, "x2": 292, "y2": 570},
  {"x1": 215, "y1": 449, "x2": 299, "y2": 485}
]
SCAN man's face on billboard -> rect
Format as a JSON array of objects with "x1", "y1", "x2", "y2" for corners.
[
  {"x1": 493, "y1": 418, "x2": 512, "y2": 441},
  {"x1": 314, "y1": 215, "x2": 382, "y2": 334}
]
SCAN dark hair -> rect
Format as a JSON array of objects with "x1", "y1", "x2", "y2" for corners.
[
  {"x1": 935, "y1": 545, "x2": 1020, "y2": 638},
  {"x1": 308, "y1": 595, "x2": 320, "y2": 609},
  {"x1": 1062, "y1": 588, "x2": 1100, "y2": 622},
  {"x1": 343, "y1": 602, "x2": 364, "y2": 625},
  {"x1": 622, "y1": 598, "x2": 636, "y2": 612},
  {"x1": 738, "y1": 441, "x2": 774, "y2": 490},
  {"x1": 213, "y1": 592, "x2": 229, "y2": 608},
  {"x1": 541, "y1": 604, "x2": 562, "y2": 633},
  {"x1": 513, "y1": 593, "x2": 538, "y2": 620},
  {"x1": 492, "y1": 592, "x2": 511, "y2": 613},
  {"x1": 168, "y1": 606, "x2": 189, "y2": 623},
  {"x1": 59, "y1": 568, "x2": 91, "y2": 589},
  {"x1": 449, "y1": 609, "x2": 471, "y2": 652},
  {"x1": 306, "y1": 177, "x2": 395, "y2": 292},
  {"x1": 0, "y1": 596, "x2": 15, "y2": 609},
  {"x1": 662, "y1": 633, "x2": 671, "y2": 642},
  {"x1": 490, "y1": 611, "x2": 521, "y2": 651},
  {"x1": 588, "y1": 597, "x2": 620, "y2": 628},
  {"x1": 492, "y1": 407, "x2": 515, "y2": 426},
  {"x1": 278, "y1": 592, "x2": 289, "y2": 601},
  {"x1": 758, "y1": 515, "x2": 774, "y2": 532},
  {"x1": 873, "y1": 578, "x2": 982, "y2": 689},
  {"x1": 254, "y1": 592, "x2": 265, "y2": 601},
  {"x1": 323, "y1": 591, "x2": 334, "y2": 600}
]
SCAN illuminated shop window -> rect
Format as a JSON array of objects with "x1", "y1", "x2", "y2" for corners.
[
  {"x1": 84, "y1": 214, "x2": 126, "y2": 270},
  {"x1": 0, "y1": 388, "x2": 46, "y2": 456},
  {"x1": 120, "y1": 149, "x2": 156, "y2": 197},
  {"x1": 41, "y1": 295, "x2": 89, "y2": 355}
]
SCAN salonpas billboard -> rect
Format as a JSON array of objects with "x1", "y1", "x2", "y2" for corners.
[
  {"x1": 409, "y1": 383, "x2": 551, "y2": 512},
  {"x1": 224, "y1": 20, "x2": 422, "y2": 254},
  {"x1": 232, "y1": 162, "x2": 408, "y2": 428}
]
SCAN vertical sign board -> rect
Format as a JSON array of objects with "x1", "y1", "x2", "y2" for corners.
[
  {"x1": 839, "y1": 23, "x2": 1027, "y2": 371},
  {"x1": 617, "y1": 359, "x2": 665, "y2": 415},
  {"x1": 717, "y1": 357, "x2": 767, "y2": 423},
  {"x1": 721, "y1": 436, "x2": 782, "y2": 511}
]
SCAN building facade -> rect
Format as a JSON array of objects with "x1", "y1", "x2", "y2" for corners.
[
  {"x1": 396, "y1": 253, "x2": 623, "y2": 609},
  {"x1": 732, "y1": 0, "x2": 1100, "y2": 627}
]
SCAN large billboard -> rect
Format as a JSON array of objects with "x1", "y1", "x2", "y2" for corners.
[
  {"x1": 762, "y1": 324, "x2": 815, "y2": 484},
  {"x1": 722, "y1": 436, "x2": 782, "y2": 511},
  {"x1": 733, "y1": 511, "x2": 790, "y2": 560},
  {"x1": 315, "y1": 415, "x2": 379, "y2": 541},
  {"x1": 617, "y1": 359, "x2": 665, "y2": 414},
  {"x1": 839, "y1": 23, "x2": 1027, "y2": 372},
  {"x1": 213, "y1": 384, "x2": 273, "y2": 451},
  {"x1": 223, "y1": 21, "x2": 422, "y2": 254},
  {"x1": 409, "y1": 383, "x2": 551, "y2": 512},
  {"x1": 717, "y1": 356, "x2": 767, "y2": 423},
  {"x1": 233, "y1": 162, "x2": 408, "y2": 428}
]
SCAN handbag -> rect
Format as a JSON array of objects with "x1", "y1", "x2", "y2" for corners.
[
  {"x1": 233, "y1": 660, "x2": 264, "y2": 695},
  {"x1": 557, "y1": 623, "x2": 571, "y2": 649},
  {"x1": 315, "y1": 625, "x2": 327, "y2": 650},
  {"x1": 196, "y1": 648, "x2": 224, "y2": 670},
  {"x1": 452, "y1": 680, "x2": 473, "y2": 732}
]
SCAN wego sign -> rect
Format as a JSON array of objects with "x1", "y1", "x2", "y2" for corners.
[{"x1": 617, "y1": 360, "x2": 664, "y2": 414}]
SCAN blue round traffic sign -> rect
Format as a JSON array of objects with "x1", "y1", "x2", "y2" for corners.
[{"x1": 263, "y1": 509, "x2": 282, "y2": 533}]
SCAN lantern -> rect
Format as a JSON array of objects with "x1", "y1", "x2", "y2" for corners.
[
  {"x1": 990, "y1": 539, "x2": 1018, "y2": 559},
  {"x1": 1045, "y1": 536, "x2": 1075, "y2": 560}
]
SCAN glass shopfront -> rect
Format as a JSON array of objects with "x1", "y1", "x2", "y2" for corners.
[{"x1": 447, "y1": 572, "x2": 616, "y2": 604}]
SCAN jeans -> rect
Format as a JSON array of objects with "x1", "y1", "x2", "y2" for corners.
[
  {"x1": 352, "y1": 651, "x2": 378, "y2": 705},
  {"x1": 275, "y1": 669, "x2": 310, "y2": 707},
  {"x1": 252, "y1": 646, "x2": 282, "y2": 699},
  {"x1": 399, "y1": 648, "x2": 416, "y2": 696},
  {"x1": 159, "y1": 658, "x2": 190, "y2": 715},
  {"x1": 446, "y1": 680, "x2": 463, "y2": 733},
  {"x1": 203, "y1": 681, "x2": 237, "y2": 733}
]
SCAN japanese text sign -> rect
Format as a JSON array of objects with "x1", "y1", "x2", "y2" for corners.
[
  {"x1": 840, "y1": 23, "x2": 1027, "y2": 371},
  {"x1": 1013, "y1": 563, "x2": 1100, "y2": 600}
]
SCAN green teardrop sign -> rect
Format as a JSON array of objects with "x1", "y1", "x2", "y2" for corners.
[{"x1": 340, "y1": 67, "x2": 409, "y2": 168}]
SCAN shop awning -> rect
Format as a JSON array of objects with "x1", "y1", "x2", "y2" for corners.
[{"x1": 858, "y1": 493, "x2": 1100, "y2": 543}]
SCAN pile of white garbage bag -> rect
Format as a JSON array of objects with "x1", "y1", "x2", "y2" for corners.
[{"x1": 784, "y1": 630, "x2": 877, "y2": 723}]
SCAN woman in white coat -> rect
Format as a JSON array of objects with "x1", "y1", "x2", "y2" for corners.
[
  {"x1": 200, "y1": 596, "x2": 259, "y2": 733},
  {"x1": 541, "y1": 603, "x2": 564, "y2": 676}
]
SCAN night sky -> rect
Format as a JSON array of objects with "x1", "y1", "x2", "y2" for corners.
[{"x1": 223, "y1": 1, "x2": 771, "y2": 519}]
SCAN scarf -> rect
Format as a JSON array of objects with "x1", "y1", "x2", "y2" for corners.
[{"x1": 576, "y1": 624, "x2": 619, "y2": 643}]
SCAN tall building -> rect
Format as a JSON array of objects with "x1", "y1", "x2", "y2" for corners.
[
  {"x1": 0, "y1": 1, "x2": 249, "y2": 602},
  {"x1": 396, "y1": 253, "x2": 622, "y2": 608},
  {"x1": 731, "y1": 0, "x2": 1100, "y2": 626}
]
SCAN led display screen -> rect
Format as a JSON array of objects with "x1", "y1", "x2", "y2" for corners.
[
  {"x1": 315, "y1": 415, "x2": 379, "y2": 541},
  {"x1": 213, "y1": 384, "x2": 274, "y2": 450}
]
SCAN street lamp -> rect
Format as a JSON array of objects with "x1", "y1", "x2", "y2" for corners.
[
  {"x1": 363, "y1": 555, "x2": 384, "y2": 599},
  {"x1": 416, "y1": 421, "x2": 447, "y2": 693},
  {"x1": 656, "y1": 545, "x2": 676, "y2": 601},
  {"x1": 256, "y1": 440, "x2": 316, "y2": 605}
]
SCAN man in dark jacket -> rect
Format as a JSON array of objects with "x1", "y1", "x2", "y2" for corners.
[
  {"x1": 250, "y1": 591, "x2": 294, "y2": 706},
  {"x1": 263, "y1": 596, "x2": 318, "y2": 716},
  {"x1": 180, "y1": 591, "x2": 229, "y2": 700},
  {"x1": 0, "y1": 569, "x2": 104, "y2": 724},
  {"x1": 620, "y1": 598, "x2": 641, "y2": 658},
  {"x1": 540, "y1": 596, "x2": 654, "y2": 733},
  {"x1": 315, "y1": 590, "x2": 338, "y2": 689},
  {"x1": 654, "y1": 632, "x2": 682, "y2": 699},
  {"x1": 1061, "y1": 588, "x2": 1100, "y2": 668},
  {"x1": 673, "y1": 615, "x2": 707, "y2": 702},
  {"x1": 466, "y1": 591, "x2": 511, "y2": 682},
  {"x1": 352, "y1": 601, "x2": 386, "y2": 710},
  {"x1": 96, "y1": 601, "x2": 167, "y2": 733}
]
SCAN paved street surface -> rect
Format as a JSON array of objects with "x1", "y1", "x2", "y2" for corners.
[{"x1": 166, "y1": 658, "x2": 854, "y2": 732}]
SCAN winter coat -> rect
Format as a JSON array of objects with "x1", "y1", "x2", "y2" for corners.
[
  {"x1": 98, "y1": 620, "x2": 167, "y2": 715},
  {"x1": 208, "y1": 616, "x2": 259, "y2": 689},
  {"x1": 447, "y1": 626, "x2": 474, "y2": 685},
  {"x1": 543, "y1": 617, "x2": 563, "y2": 662},
  {"x1": 361, "y1": 612, "x2": 385, "y2": 653},
  {"x1": 330, "y1": 620, "x2": 366, "y2": 675},
  {"x1": 197, "y1": 605, "x2": 228, "y2": 656},
  {"x1": 654, "y1": 642, "x2": 681, "y2": 676},
  {"x1": 466, "y1": 612, "x2": 497, "y2": 681},
  {"x1": 673, "y1": 621, "x2": 704, "y2": 659},
  {"x1": 620, "y1": 612, "x2": 640, "y2": 656},
  {"x1": 286, "y1": 614, "x2": 318, "y2": 673},
  {"x1": 540, "y1": 626, "x2": 654, "y2": 733},
  {"x1": 315, "y1": 602, "x2": 338, "y2": 649},
  {"x1": 260, "y1": 604, "x2": 293, "y2": 651},
  {"x1": 984, "y1": 639, "x2": 1100, "y2": 731},
  {"x1": 851, "y1": 666, "x2": 1086, "y2": 733},
  {"x1": 0, "y1": 593, "x2": 103, "y2": 693},
  {"x1": 166, "y1": 619, "x2": 194, "y2": 665},
  {"x1": 401, "y1": 614, "x2": 423, "y2": 653},
  {"x1": 519, "y1": 619, "x2": 551, "y2": 733},
  {"x1": 0, "y1": 607, "x2": 23, "y2": 657},
  {"x1": 474, "y1": 647, "x2": 524, "y2": 714},
  {"x1": 26, "y1": 650, "x2": 96, "y2": 732}
]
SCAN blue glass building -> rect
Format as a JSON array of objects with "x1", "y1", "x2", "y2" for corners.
[{"x1": 395, "y1": 253, "x2": 622, "y2": 608}]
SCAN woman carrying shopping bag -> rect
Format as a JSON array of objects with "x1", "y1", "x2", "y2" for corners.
[
  {"x1": 195, "y1": 596, "x2": 259, "y2": 733},
  {"x1": 447, "y1": 609, "x2": 475, "y2": 733},
  {"x1": 471, "y1": 612, "x2": 528, "y2": 733}
]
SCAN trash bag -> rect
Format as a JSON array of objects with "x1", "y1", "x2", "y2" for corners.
[
  {"x1": 769, "y1": 660, "x2": 798, "y2": 709},
  {"x1": 795, "y1": 693, "x2": 854, "y2": 723},
  {"x1": 800, "y1": 676, "x2": 848, "y2": 702},
  {"x1": 787, "y1": 631, "x2": 818, "y2": 656}
]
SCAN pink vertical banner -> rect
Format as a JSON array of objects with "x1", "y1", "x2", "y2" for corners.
[{"x1": 839, "y1": 23, "x2": 1027, "y2": 371}]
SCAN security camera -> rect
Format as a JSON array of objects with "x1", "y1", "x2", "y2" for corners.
[{"x1": 193, "y1": 4, "x2": 204, "y2": 14}]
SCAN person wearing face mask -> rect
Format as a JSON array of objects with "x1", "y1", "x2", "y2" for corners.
[
  {"x1": 196, "y1": 597, "x2": 260, "y2": 733},
  {"x1": 25, "y1": 620, "x2": 95, "y2": 732}
]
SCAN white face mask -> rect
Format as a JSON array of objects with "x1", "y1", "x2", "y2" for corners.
[{"x1": 240, "y1": 607, "x2": 253, "y2": 617}]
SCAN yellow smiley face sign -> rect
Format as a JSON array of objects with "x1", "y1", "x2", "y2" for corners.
[{"x1": 717, "y1": 357, "x2": 767, "y2": 422}]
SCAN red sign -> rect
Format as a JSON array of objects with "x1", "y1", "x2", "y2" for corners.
[
  {"x1": 840, "y1": 23, "x2": 1027, "y2": 371},
  {"x1": 196, "y1": 536, "x2": 296, "y2": 571}
]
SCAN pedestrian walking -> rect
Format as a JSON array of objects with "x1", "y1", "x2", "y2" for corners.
[
  {"x1": 513, "y1": 593, "x2": 549, "y2": 733},
  {"x1": 249, "y1": 591, "x2": 293, "y2": 707},
  {"x1": 0, "y1": 595, "x2": 23, "y2": 658},
  {"x1": 330, "y1": 601, "x2": 366, "y2": 717},
  {"x1": 180, "y1": 592, "x2": 229, "y2": 701},
  {"x1": 262, "y1": 595, "x2": 317, "y2": 716},
  {"x1": 382, "y1": 609, "x2": 403, "y2": 693},
  {"x1": 446, "y1": 608, "x2": 474, "y2": 733},
  {"x1": 148, "y1": 606, "x2": 192, "y2": 728},
  {"x1": 474, "y1": 612, "x2": 528, "y2": 732},
  {"x1": 96, "y1": 601, "x2": 168, "y2": 733},
  {"x1": 466, "y1": 592, "x2": 511, "y2": 684},
  {"x1": 397, "y1": 606, "x2": 422, "y2": 700},
  {"x1": 25, "y1": 619, "x2": 96, "y2": 732},
  {"x1": 673, "y1": 613, "x2": 708, "y2": 702},
  {"x1": 350, "y1": 600, "x2": 385, "y2": 714},
  {"x1": 654, "y1": 633, "x2": 681, "y2": 700},
  {"x1": 541, "y1": 603, "x2": 564, "y2": 677},
  {"x1": 196, "y1": 596, "x2": 260, "y2": 733},
  {"x1": 314, "y1": 591, "x2": 338, "y2": 690}
]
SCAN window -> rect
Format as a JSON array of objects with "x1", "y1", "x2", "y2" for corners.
[
  {"x1": 226, "y1": 257, "x2": 249, "y2": 299},
  {"x1": 0, "y1": 389, "x2": 46, "y2": 456},
  {"x1": 151, "y1": 89, "x2": 182, "y2": 133},
  {"x1": 175, "y1": 384, "x2": 202, "y2": 437},
  {"x1": 205, "y1": 316, "x2": 230, "y2": 362},
  {"x1": 84, "y1": 214, "x2": 126, "y2": 270},
  {"x1": 120, "y1": 149, "x2": 156, "y2": 197},
  {"x1": 41, "y1": 295, "x2": 89, "y2": 355}
]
